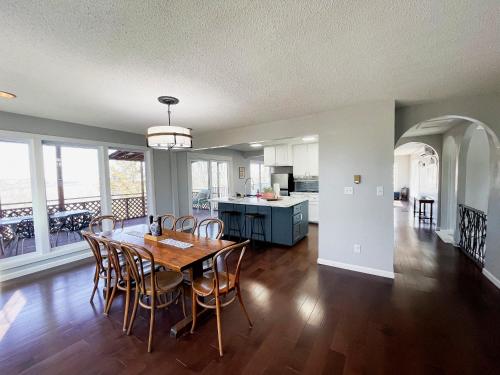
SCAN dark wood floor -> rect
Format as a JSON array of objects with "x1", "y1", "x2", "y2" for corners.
[{"x1": 1, "y1": 205, "x2": 500, "y2": 374}]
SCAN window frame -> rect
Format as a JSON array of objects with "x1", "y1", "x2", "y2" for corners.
[{"x1": 0, "y1": 129, "x2": 154, "y2": 271}]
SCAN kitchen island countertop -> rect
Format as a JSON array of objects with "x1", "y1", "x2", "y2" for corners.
[{"x1": 209, "y1": 196, "x2": 308, "y2": 208}]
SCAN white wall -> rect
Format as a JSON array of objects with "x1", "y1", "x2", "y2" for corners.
[
  {"x1": 394, "y1": 155, "x2": 410, "y2": 192},
  {"x1": 194, "y1": 100, "x2": 395, "y2": 277},
  {"x1": 465, "y1": 128, "x2": 490, "y2": 213}
]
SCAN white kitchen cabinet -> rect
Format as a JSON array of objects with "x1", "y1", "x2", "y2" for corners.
[
  {"x1": 292, "y1": 143, "x2": 318, "y2": 177},
  {"x1": 264, "y1": 146, "x2": 276, "y2": 166},
  {"x1": 264, "y1": 144, "x2": 292, "y2": 166}
]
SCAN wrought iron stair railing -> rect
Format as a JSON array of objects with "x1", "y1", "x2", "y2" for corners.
[{"x1": 458, "y1": 204, "x2": 487, "y2": 268}]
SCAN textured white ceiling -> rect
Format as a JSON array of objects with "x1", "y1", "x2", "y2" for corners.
[{"x1": 0, "y1": 1, "x2": 499, "y2": 135}]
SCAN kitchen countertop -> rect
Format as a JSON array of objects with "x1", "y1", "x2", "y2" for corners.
[{"x1": 209, "y1": 196, "x2": 308, "y2": 208}]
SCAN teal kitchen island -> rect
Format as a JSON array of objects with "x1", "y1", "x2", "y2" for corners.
[{"x1": 211, "y1": 196, "x2": 309, "y2": 246}]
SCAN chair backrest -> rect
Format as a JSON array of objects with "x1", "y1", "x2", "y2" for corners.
[
  {"x1": 212, "y1": 240, "x2": 250, "y2": 294},
  {"x1": 174, "y1": 215, "x2": 197, "y2": 234},
  {"x1": 119, "y1": 242, "x2": 156, "y2": 295},
  {"x1": 15, "y1": 219, "x2": 35, "y2": 238},
  {"x1": 95, "y1": 236, "x2": 124, "y2": 280},
  {"x1": 82, "y1": 230, "x2": 105, "y2": 269},
  {"x1": 197, "y1": 218, "x2": 224, "y2": 239},
  {"x1": 89, "y1": 215, "x2": 119, "y2": 234},
  {"x1": 161, "y1": 214, "x2": 176, "y2": 231},
  {"x1": 73, "y1": 212, "x2": 93, "y2": 231}
]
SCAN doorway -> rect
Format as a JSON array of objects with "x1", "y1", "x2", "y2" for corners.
[{"x1": 190, "y1": 159, "x2": 229, "y2": 221}]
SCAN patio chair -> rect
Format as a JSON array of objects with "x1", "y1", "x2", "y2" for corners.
[
  {"x1": 192, "y1": 189, "x2": 210, "y2": 210},
  {"x1": 0, "y1": 226, "x2": 15, "y2": 256},
  {"x1": 14, "y1": 219, "x2": 35, "y2": 255}
]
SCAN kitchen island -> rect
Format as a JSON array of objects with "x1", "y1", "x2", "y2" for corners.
[{"x1": 210, "y1": 196, "x2": 309, "y2": 246}]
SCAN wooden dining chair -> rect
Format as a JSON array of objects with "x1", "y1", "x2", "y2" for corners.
[
  {"x1": 82, "y1": 231, "x2": 115, "y2": 312},
  {"x1": 161, "y1": 214, "x2": 176, "y2": 231},
  {"x1": 196, "y1": 218, "x2": 224, "y2": 239},
  {"x1": 120, "y1": 242, "x2": 186, "y2": 353},
  {"x1": 174, "y1": 215, "x2": 197, "y2": 234},
  {"x1": 89, "y1": 215, "x2": 123, "y2": 234},
  {"x1": 96, "y1": 237, "x2": 135, "y2": 331},
  {"x1": 191, "y1": 239, "x2": 252, "y2": 357}
]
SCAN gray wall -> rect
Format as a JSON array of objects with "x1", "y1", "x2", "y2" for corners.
[
  {"x1": 0, "y1": 110, "x2": 145, "y2": 145},
  {"x1": 195, "y1": 100, "x2": 396, "y2": 276}
]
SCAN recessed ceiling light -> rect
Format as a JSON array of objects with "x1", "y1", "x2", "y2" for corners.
[
  {"x1": 0, "y1": 91, "x2": 16, "y2": 99},
  {"x1": 250, "y1": 143, "x2": 263, "y2": 148},
  {"x1": 302, "y1": 136, "x2": 316, "y2": 142}
]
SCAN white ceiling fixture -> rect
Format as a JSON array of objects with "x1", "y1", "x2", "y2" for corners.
[
  {"x1": 0, "y1": 2, "x2": 499, "y2": 133},
  {"x1": 249, "y1": 143, "x2": 263, "y2": 148},
  {"x1": 0, "y1": 90, "x2": 16, "y2": 99},
  {"x1": 302, "y1": 136, "x2": 316, "y2": 142},
  {"x1": 147, "y1": 96, "x2": 192, "y2": 150}
]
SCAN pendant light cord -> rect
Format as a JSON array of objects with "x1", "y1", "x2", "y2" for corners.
[{"x1": 168, "y1": 104, "x2": 171, "y2": 126}]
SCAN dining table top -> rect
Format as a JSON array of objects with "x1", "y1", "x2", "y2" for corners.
[{"x1": 100, "y1": 224, "x2": 235, "y2": 273}]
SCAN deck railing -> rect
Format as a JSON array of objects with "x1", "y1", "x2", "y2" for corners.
[
  {"x1": 0, "y1": 194, "x2": 147, "y2": 221},
  {"x1": 458, "y1": 204, "x2": 487, "y2": 268}
]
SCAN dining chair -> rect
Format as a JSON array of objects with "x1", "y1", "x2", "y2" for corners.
[
  {"x1": 14, "y1": 219, "x2": 35, "y2": 255},
  {"x1": 196, "y1": 218, "x2": 224, "y2": 239},
  {"x1": 82, "y1": 231, "x2": 115, "y2": 311},
  {"x1": 73, "y1": 212, "x2": 93, "y2": 239},
  {"x1": 120, "y1": 242, "x2": 186, "y2": 353},
  {"x1": 0, "y1": 226, "x2": 15, "y2": 256},
  {"x1": 96, "y1": 237, "x2": 135, "y2": 330},
  {"x1": 191, "y1": 239, "x2": 252, "y2": 357},
  {"x1": 174, "y1": 215, "x2": 197, "y2": 234},
  {"x1": 89, "y1": 215, "x2": 123, "y2": 234},
  {"x1": 160, "y1": 214, "x2": 176, "y2": 231}
]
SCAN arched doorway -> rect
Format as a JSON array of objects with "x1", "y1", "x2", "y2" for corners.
[{"x1": 395, "y1": 115, "x2": 499, "y2": 272}]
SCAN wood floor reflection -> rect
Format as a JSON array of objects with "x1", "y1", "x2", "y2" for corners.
[{"x1": 1, "y1": 207, "x2": 500, "y2": 374}]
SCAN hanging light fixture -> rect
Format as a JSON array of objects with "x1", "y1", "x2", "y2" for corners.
[{"x1": 147, "y1": 96, "x2": 192, "y2": 150}]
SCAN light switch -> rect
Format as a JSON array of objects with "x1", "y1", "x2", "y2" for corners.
[
  {"x1": 344, "y1": 186, "x2": 353, "y2": 195},
  {"x1": 376, "y1": 186, "x2": 384, "y2": 196}
]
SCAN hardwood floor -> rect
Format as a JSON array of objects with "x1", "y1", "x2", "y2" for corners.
[{"x1": 1, "y1": 206, "x2": 500, "y2": 374}]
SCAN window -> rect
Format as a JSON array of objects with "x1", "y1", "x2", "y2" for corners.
[
  {"x1": 0, "y1": 141, "x2": 37, "y2": 258},
  {"x1": 109, "y1": 149, "x2": 148, "y2": 228},
  {"x1": 250, "y1": 161, "x2": 271, "y2": 194},
  {"x1": 43, "y1": 143, "x2": 101, "y2": 248}
]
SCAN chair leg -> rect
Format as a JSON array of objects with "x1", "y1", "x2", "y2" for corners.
[
  {"x1": 236, "y1": 285, "x2": 253, "y2": 328},
  {"x1": 21, "y1": 239, "x2": 25, "y2": 254},
  {"x1": 147, "y1": 293, "x2": 156, "y2": 353},
  {"x1": 105, "y1": 274, "x2": 118, "y2": 316},
  {"x1": 90, "y1": 267, "x2": 99, "y2": 303},
  {"x1": 104, "y1": 269, "x2": 112, "y2": 315},
  {"x1": 127, "y1": 289, "x2": 140, "y2": 335},
  {"x1": 123, "y1": 279, "x2": 131, "y2": 332},
  {"x1": 190, "y1": 287, "x2": 197, "y2": 334},
  {"x1": 180, "y1": 285, "x2": 187, "y2": 318},
  {"x1": 215, "y1": 295, "x2": 224, "y2": 357}
]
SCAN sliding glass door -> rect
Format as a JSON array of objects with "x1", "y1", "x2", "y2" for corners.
[{"x1": 191, "y1": 159, "x2": 229, "y2": 219}]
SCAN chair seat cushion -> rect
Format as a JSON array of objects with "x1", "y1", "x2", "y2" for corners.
[
  {"x1": 145, "y1": 270, "x2": 183, "y2": 294},
  {"x1": 192, "y1": 271, "x2": 236, "y2": 296}
]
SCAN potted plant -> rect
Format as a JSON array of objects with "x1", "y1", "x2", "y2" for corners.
[{"x1": 261, "y1": 186, "x2": 275, "y2": 200}]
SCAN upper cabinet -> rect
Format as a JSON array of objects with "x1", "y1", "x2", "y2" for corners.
[
  {"x1": 293, "y1": 143, "x2": 318, "y2": 177},
  {"x1": 264, "y1": 145, "x2": 292, "y2": 166}
]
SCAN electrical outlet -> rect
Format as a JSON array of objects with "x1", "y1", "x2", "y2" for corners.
[
  {"x1": 344, "y1": 186, "x2": 353, "y2": 195},
  {"x1": 353, "y1": 244, "x2": 361, "y2": 254},
  {"x1": 376, "y1": 186, "x2": 384, "y2": 196}
]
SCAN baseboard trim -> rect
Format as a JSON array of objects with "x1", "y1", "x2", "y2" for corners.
[
  {"x1": 317, "y1": 258, "x2": 395, "y2": 279},
  {"x1": 483, "y1": 268, "x2": 500, "y2": 289},
  {"x1": 0, "y1": 251, "x2": 93, "y2": 283}
]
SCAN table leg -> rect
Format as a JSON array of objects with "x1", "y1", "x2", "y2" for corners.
[
  {"x1": 430, "y1": 203, "x2": 433, "y2": 224},
  {"x1": 170, "y1": 262, "x2": 211, "y2": 338}
]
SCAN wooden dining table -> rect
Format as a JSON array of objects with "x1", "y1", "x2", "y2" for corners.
[{"x1": 100, "y1": 224, "x2": 235, "y2": 336}]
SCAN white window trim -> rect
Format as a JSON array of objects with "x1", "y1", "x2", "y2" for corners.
[
  {"x1": 186, "y1": 153, "x2": 234, "y2": 216},
  {"x1": 0, "y1": 129, "x2": 155, "y2": 275}
]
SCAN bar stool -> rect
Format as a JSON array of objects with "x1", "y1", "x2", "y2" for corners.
[
  {"x1": 220, "y1": 210, "x2": 242, "y2": 241},
  {"x1": 243, "y1": 212, "x2": 266, "y2": 247}
]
